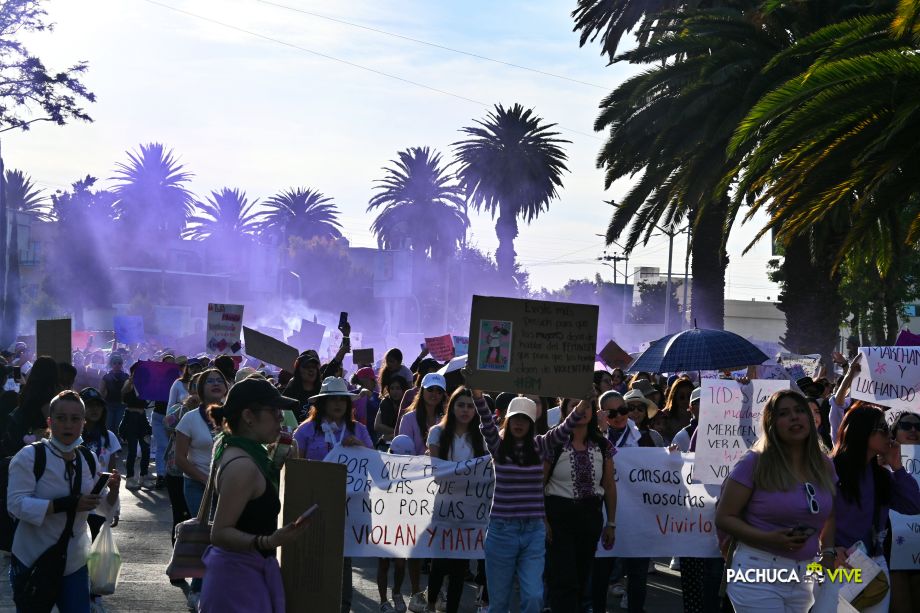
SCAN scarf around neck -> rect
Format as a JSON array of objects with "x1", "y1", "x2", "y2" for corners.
[{"x1": 213, "y1": 433, "x2": 279, "y2": 489}]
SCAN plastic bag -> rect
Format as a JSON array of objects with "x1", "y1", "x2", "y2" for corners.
[{"x1": 87, "y1": 520, "x2": 122, "y2": 595}]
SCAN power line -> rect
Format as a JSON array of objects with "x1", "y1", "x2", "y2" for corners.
[
  {"x1": 255, "y1": 0, "x2": 610, "y2": 90},
  {"x1": 139, "y1": 0, "x2": 602, "y2": 141}
]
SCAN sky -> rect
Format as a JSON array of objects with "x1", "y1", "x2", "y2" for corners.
[{"x1": 7, "y1": 0, "x2": 781, "y2": 300}]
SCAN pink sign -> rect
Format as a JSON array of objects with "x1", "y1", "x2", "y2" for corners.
[
  {"x1": 425, "y1": 335, "x2": 455, "y2": 361},
  {"x1": 896, "y1": 329, "x2": 920, "y2": 347},
  {"x1": 133, "y1": 361, "x2": 182, "y2": 402}
]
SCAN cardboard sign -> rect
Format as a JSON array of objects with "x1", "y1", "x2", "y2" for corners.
[
  {"x1": 113, "y1": 315, "x2": 145, "y2": 345},
  {"x1": 896, "y1": 329, "x2": 920, "y2": 347},
  {"x1": 466, "y1": 296, "x2": 598, "y2": 399},
  {"x1": 243, "y1": 326, "x2": 299, "y2": 370},
  {"x1": 889, "y1": 444, "x2": 920, "y2": 569},
  {"x1": 695, "y1": 379, "x2": 790, "y2": 484},
  {"x1": 279, "y1": 458, "x2": 345, "y2": 613},
  {"x1": 132, "y1": 361, "x2": 182, "y2": 402},
  {"x1": 599, "y1": 340, "x2": 633, "y2": 369},
  {"x1": 206, "y1": 303, "x2": 244, "y2": 355},
  {"x1": 289, "y1": 319, "x2": 325, "y2": 352},
  {"x1": 352, "y1": 348, "x2": 374, "y2": 366},
  {"x1": 425, "y1": 335, "x2": 455, "y2": 361},
  {"x1": 452, "y1": 336, "x2": 469, "y2": 357},
  {"x1": 777, "y1": 352, "x2": 821, "y2": 379},
  {"x1": 851, "y1": 347, "x2": 920, "y2": 411},
  {"x1": 36, "y1": 319, "x2": 72, "y2": 364}
]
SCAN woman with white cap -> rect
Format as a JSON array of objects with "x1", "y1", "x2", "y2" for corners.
[{"x1": 472, "y1": 386, "x2": 593, "y2": 613}]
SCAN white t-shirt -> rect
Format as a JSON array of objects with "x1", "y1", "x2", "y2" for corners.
[
  {"x1": 176, "y1": 409, "x2": 215, "y2": 476},
  {"x1": 168, "y1": 379, "x2": 189, "y2": 409},
  {"x1": 426, "y1": 424, "x2": 475, "y2": 462}
]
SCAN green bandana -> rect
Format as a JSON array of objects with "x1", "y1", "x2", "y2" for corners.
[{"x1": 213, "y1": 433, "x2": 279, "y2": 489}]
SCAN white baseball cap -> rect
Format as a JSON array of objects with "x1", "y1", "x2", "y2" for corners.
[
  {"x1": 505, "y1": 397, "x2": 538, "y2": 423},
  {"x1": 421, "y1": 372, "x2": 447, "y2": 390}
]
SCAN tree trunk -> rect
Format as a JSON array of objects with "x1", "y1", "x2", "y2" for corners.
[
  {"x1": 690, "y1": 197, "x2": 728, "y2": 329},
  {"x1": 3, "y1": 218, "x2": 20, "y2": 345},
  {"x1": 0, "y1": 148, "x2": 6, "y2": 343},
  {"x1": 494, "y1": 209, "x2": 519, "y2": 280}
]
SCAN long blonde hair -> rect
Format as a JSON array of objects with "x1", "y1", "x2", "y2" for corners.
[{"x1": 751, "y1": 390, "x2": 835, "y2": 493}]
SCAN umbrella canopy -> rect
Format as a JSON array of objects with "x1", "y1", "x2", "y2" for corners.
[{"x1": 627, "y1": 328, "x2": 769, "y2": 374}]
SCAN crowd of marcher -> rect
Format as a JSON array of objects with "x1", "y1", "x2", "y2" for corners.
[{"x1": 1, "y1": 330, "x2": 919, "y2": 613}]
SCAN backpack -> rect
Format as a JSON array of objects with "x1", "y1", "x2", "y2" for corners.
[{"x1": 1, "y1": 441, "x2": 96, "y2": 551}]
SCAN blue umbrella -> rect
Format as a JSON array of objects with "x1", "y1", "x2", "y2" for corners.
[{"x1": 627, "y1": 327, "x2": 769, "y2": 373}]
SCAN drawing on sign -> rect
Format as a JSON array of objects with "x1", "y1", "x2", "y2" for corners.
[{"x1": 477, "y1": 320, "x2": 512, "y2": 372}]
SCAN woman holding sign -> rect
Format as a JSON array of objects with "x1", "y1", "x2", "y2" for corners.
[
  {"x1": 473, "y1": 387, "x2": 592, "y2": 613},
  {"x1": 715, "y1": 390, "x2": 837, "y2": 612},
  {"x1": 888, "y1": 411, "x2": 920, "y2": 613}
]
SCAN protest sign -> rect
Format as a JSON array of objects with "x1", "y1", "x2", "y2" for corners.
[
  {"x1": 352, "y1": 348, "x2": 374, "y2": 366},
  {"x1": 425, "y1": 335, "x2": 454, "y2": 361},
  {"x1": 452, "y1": 336, "x2": 469, "y2": 357},
  {"x1": 242, "y1": 326, "x2": 298, "y2": 370},
  {"x1": 71, "y1": 331, "x2": 93, "y2": 352},
  {"x1": 695, "y1": 379, "x2": 790, "y2": 484},
  {"x1": 36, "y1": 319, "x2": 72, "y2": 364},
  {"x1": 132, "y1": 361, "x2": 182, "y2": 402},
  {"x1": 890, "y1": 444, "x2": 920, "y2": 569},
  {"x1": 290, "y1": 319, "x2": 326, "y2": 352},
  {"x1": 206, "y1": 303, "x2": 244, "y2": 355},
  {"x1": 599, "y1": 340, "x2": 632, "y2": 369},
  {"x1": 326, "y1": 446, "x2": 492, "y2": 559},
  {"x1": 850, "y1": 347, "x2": 920, "y2": 411},
  {"x1": 113, "y1": 315, "x2": 145, "y2": 345},
  {"x1": 596, "y1": 448, "x2": 720, "y2": 558},
  {"x1": 896, "y1": 329, "x2": 920, "y2": 347},
  {"x1": 466, "y1": 296, "x2": 598, "y2": 399},
  {"x1": 777, "y1": 352, "x2": 821, "y2": 379}
]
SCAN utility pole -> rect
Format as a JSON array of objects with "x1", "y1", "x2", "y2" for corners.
[
  {"x1": 597, "y1": 253, "x2": 628, "y2": 323},
  {"x1": 665, "y1": 233, "x2": 674, "y2": 334}
]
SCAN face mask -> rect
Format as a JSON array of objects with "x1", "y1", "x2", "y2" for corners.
[{"x1": 48, "y1": 435, "x2": 83, "y2": 454}]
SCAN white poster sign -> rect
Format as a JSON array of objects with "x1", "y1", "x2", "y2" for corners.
[
  {"x1": 206, "y1": 303, "x2": 244, "y2": 355},
  {"x1": 851, "y1": 347, "x2": 920, "y2": 411},
  {"x1": 777, "y1": 352, "x2": 822, "y2": 379},
  {"x1": 889, "y1": 444, "x2": 920, "y2": 570},
  {"x1": 695, "y1": 379, "x2": 790, "y2": 484}
]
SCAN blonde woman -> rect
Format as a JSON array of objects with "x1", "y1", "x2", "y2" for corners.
[{"x1": 715, "y1": 390, "x2": 838, "y2": 612}]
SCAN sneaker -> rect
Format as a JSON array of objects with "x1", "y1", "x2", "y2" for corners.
[
  {"x1": 126, "y1": 477, "x2": 141, "y2": 490},
  {"x1": 187, "y1": 590, "x2": 200, "y2": 611},
  {"x1": 379, "y1": 602, "x2": 397, "y2": 613},
  {"x1": 610, "y1": 582, "x2": 626, "y2": 597},
  {"x1": 620, "y1": 592, "x2": 628, "y2": 609},
  {"x1": 90, "y1": 598, "x2": 107, "y2": 613},
  {"x1": 669, "y1": 556, "x2": 680, "y2": 571},
  {"x1": 476, "y1": 607, "x2": 489, "y2": 613},
  {"x1": 408, "y1": 592, "x2": 427, "y2": 613},
  {"x1": 393, "y1": 594, "x2": 407, "y2": 613},
  {"x1": 142, "y1": 475, "x2": 156, "y2": 489},
  {"x1": 155, "y1": 476, "x2": 167, "y2": 489},
  {"x1": 436, "y1": 593, "x2": 447, "y2": 612}
]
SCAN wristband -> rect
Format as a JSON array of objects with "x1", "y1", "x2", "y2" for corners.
[
  {"x1": 606, "y1": 521, "x2": 616, "y2": 528},
  {"x1": 52, "y1": 495, "x2": 79, "y2": 514},
  {"x1": 820, "y1": 548, "x2": 836, "y2": 557}
]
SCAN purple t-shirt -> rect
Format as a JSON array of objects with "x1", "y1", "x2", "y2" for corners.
[
  {"x1": 293, "y1": 420, "x2": 373, "y2": 461},
  {"x1": 728, "y1": 451, "x2": 836, "y2": 560}
]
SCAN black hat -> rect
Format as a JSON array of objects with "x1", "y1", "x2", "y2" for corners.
[
  {"x1": 796, "y1": 377, "x2": 822, "y2": 397},
  {"x1": 79, "y1": 387, "x2": 105, "y2": 406},
  {"x1": 225, "y1": 377, "x2": 299, "y2": 413},
  {"x1": 495, "y1": 392, "x2": 516, "y2": 414},
  {"x1": 298, "y1": 350, "x2": 321, "y2": 366}
]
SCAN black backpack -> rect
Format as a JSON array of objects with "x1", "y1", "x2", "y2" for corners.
[{"x1": 1, "y1": 441, "x2": 95, "y2": 551}]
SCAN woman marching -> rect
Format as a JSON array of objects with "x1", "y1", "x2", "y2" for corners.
[
  {"x1": 472, "y1": 383, "x2": 593, "y2": 613},
  {"x1": 715, "y1": 390, "x2": 837, "y2": 612}
]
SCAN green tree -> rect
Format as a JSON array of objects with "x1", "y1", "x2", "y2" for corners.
[
  {"x1": 367, "y1": 147, "x2": 468, "y2": 261},
  {"x1": 5, "y1": 169, "x2": 49, "y2": 220},
  {"x1": 453, "y1": 103, "x2": 569, "y2": 279},
  {"x1": 182, "y1": 187, "x2": 262, "y2": 243},
  {"x1": 630, "y1": 280, "x2": 681, "y2": 325},
  {"x1": 260, "y1": 187, "x2": 343, "y2": 244}
]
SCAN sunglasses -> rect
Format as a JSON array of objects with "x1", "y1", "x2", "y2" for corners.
[
  {"x1": 627, "y1": 403, "x2": 646, "y2": 412},
  {"x1": 898, "y1": 421, "x2": 920, "y2": 432},
  {"x1": 804, "y1": 482, "x2": 819, "y2": 515},
  {"x1": 607, "y1": 406, "x2": 631, "y2": 418}
]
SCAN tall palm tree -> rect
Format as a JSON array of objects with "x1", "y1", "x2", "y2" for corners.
[
  {"x1": 367, "y1": 147, "x2": 469, "y2": 260},
  {"x1": 453, "y1": 103, "x2": 569, "y2": 279},
  {"x1": 110, "y1": 143, "x2": 195, "y2": 239},
  {"x1": 5, "y1": 169, "x2": 50, "y2": 221},
  {"x1": 182, "y1": 188, "x2": 262, "y2": 243},
  {"x1": 259, "y1": 187, "x2": 343, "y2": 244}
]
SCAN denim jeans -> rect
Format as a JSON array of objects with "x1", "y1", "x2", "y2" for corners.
[
  {"x1": 9, "y1": 555, "x2": 90, "y2": 613},
  {"x1": 106, "y1": 403, "x2": 125, "y2": 435},
  {"x1": 184, "y1": 477, "x2": 207, "y2": 593},
  {"x1": 484, "y1": 518, "x2": 545, "y2": 613},
  {"x1": 151, "y1": 412, "x2": 168, "y2": 476}
]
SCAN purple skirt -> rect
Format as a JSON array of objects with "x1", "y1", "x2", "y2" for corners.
[{"x1": 199, "y1": 546, "x2": 285, "y2": 612}]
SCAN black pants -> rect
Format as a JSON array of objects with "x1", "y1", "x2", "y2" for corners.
[
  {"x1": 679, "y1": 557, "x2": 725, "y2": 613},
  {"x1": 592, "y1": 556, "x2": 649, "y2": 613},
  {"x1": 427, "y1": 558, "x2": 467, "y2": 613},
  {"x1": 121, "y1": 411, "x2": 150, "y2": 479},
  {"x1": 545, "y1": 495, "x2": 603, "y2": 612},
  {"x1": 165, "y1": 473, "x2": 190, "y2": 545}
]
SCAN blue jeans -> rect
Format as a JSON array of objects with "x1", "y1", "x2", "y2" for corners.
[
  {"x1": 151, "y1": 412, "x2": 168, "y2": 476},
  {"x1": 9, "y1": 555, "x2": 90, "y2": 613},
  {"x1": 106, "y1": 403, "x2": 125, "y2": 435},
  {"x1": 183, "y1": 477, "x2": 207, "y2": 593},
  {"x1": 484, "y1": 518, "x2": 545, "y2": 613}
]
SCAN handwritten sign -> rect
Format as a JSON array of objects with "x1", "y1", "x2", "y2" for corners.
[
  {"x1": 599, "y1": 339, "x2": 632, "y2": 369},
  {"x1": 777, "y1": 352, "x2": 821, "y2": 379},
  {"x1": 466, "y1": 296, "x2": 598, "y2": 399},
  {"x1": 896, "y1": 329, "x2": 920, "y2": 347},
  {"x1": 113, "y1": 315, "x2": 145, "y2": 345},
  {"x1": 243, "y1": 326, "x2": 299, "y2": 370},
  {"x1": 352, "y1": 348, "x2": 374, "y2": 366},
  {"x1": 452, "y1": 336, "x2": 469, "y2": 357},
  {"x1": 425, "y1": 335, "x2": 454, "y2": 361},
  {"x1": 851, "y1": 347, "x2": 920, "y2": 411},
  {"x1": 325, "y1": 446, "x2": 493, "y2": 559},
  {"x1": 889, "y1": 444, "x2": 920, "y2": 569},
  {"x1": 596, "y1": 448, "x2": 720, "y2": 558},
  {"x1": 133, "y1": 361, "x2": 182, "y2": 402},
  {"x1": 36, "y1": 319, "x2": 72, "y2": 364},
  {"x1": 206, "y1": 303, "x2": 244, "y2": 355},
  {"x1": 695, "y1": 379, "x2": 790, "y2": 484}
]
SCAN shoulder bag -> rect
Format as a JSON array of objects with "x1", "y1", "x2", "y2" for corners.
[{"x1": 165, "y1": 457, "x2": 217, "y2": 580}]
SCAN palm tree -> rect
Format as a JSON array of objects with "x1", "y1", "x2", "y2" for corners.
[
  {"x1": 5, "y1": 169, "x2": 51, "y2": 221},
  {"x1": 453, "y1": 103, "x2": 569, "y2": 279},
  {"x1": 367, "y1": 147, "x2": 469, "y2": 260},
  {"x1": 182, "y1": 188, "x2": 262, "y2": 243},
  {"x1": 110, "y1": 143, "x2": 195, "y2": 239},
  {"x1": 259, "y1": 187, "x2": 343, "y2": 244}
]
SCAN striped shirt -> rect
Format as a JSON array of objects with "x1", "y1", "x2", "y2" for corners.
[{"x1": 475, "y1": 397, "x2": 577, "y2": 520}]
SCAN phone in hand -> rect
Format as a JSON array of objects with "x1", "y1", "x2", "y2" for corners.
[
  {"x1": 294, "y1": 503, "x2": 319, "y2": 527},
  {"x1": 338, "y1": 312, "x2": 348, "y2": 332},
  {"x1": 91, "y1": 472, "x2": 112, "y2": 495},
  {"x1": 788, "y1": 524, "x2": 815, "y2": 538},
  {"x1": 11, "y1": 366, "x2": 20, "y2": 381}
]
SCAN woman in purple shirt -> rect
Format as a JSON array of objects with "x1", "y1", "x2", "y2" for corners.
[{"x1": 716, "y1": 390, "x2": 837, "y2": 612}]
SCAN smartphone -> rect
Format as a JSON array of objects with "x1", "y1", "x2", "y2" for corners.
[
  {"x1": 789, "y1": 524, "x2": 815, "y2": 538},
  {"x1": 338, "y1": 311, "x2": 348, "y2": 332},
  {"x1": 11, "y1": 366, "x2": 20, "y2": 380},
  {"x1": 294, "y1": 503, "x2": 319, "y2": 527},
  {"x1": 91, "y1": 472, "x2": 112, "y2": 495}
]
